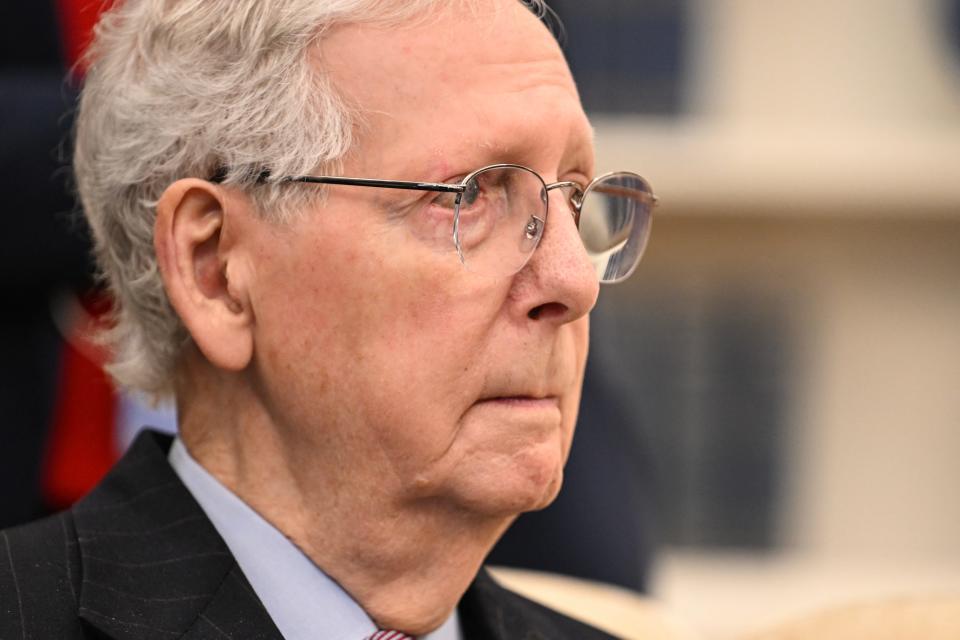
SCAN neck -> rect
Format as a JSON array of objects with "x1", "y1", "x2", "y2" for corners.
[{"x1": 176, "y1": 358, "x2": 511, "y2": 635}]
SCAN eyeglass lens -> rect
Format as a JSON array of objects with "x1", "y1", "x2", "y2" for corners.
[
  {"x1": 455, "y1": 167, "x2": 653, "y2": 283},
  {"x1": 578, "y1": 173, "x2": 654, "y2": 283},
  {"x1": 455, "y1": 166, "x2": 547, "y2": 277}
]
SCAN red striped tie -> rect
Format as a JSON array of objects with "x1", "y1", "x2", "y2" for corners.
[{"x1": 366, "y1": 631, "x2": 414, "y2": 640}]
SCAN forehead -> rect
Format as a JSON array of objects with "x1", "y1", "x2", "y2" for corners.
[{"x1": 316, "y1": 0, "x2": 592, "y2": 175}]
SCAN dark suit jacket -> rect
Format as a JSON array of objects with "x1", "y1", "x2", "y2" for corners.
[{"x1": 0, "y1": 431, "x2": 616, "y2": 639}]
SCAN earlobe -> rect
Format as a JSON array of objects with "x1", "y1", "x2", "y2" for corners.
[{"x1": 155, "y1": 179, "x2": 254, "y2": 373}]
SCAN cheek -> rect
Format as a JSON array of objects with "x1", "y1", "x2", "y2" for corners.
[
  {"x1": 253, "y1": 218, "x2": 509, "y2": 470},
  {"x1": 361, "y1": 286, "x2": 507, "y2": 473}
]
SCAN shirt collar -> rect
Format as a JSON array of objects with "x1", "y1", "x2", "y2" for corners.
[{"x1": 169, "y1": 437, "x2": 461, "y2": 640}]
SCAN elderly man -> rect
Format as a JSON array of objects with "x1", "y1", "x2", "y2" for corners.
[{"x1": 1, "y1": 0, "x2": 655, "y2": 637}]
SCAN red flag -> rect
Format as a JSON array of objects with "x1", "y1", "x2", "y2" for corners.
[
  {"x1": 42, "y1": 0, "x2": 116, "y2": 508},
  {"x1": 56, "y1": 0, "x2": 104, "y2": 71},
  {"x1": 42, "y1": 310, "x2": 117, "y2": 510}
]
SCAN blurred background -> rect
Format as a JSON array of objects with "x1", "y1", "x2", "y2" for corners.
[
  {"x1": 2, "y1": 1, "x2": 959, "y2": 638},
  {"x1": 547, "y1": 0, "x2": 960, "y2": 636}
]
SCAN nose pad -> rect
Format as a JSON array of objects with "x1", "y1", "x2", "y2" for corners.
[
  {"x1": 519, "y1": 215, "x2": 545, "y2": 253},
  {"x1": 549, "y1": 186, "x2": 585, "y2": 246},
  {"x1": 545, "y1": 183, "x2": 585, "y2": 230}
]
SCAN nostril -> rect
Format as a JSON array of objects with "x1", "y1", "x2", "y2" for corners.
[{"x1": 527, "y1": 302, "x2": 568, "y2": 321}]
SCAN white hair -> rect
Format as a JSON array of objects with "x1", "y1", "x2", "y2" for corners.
[{"x1": 74, "y1": 0, "x2": 553, "y2": 400}]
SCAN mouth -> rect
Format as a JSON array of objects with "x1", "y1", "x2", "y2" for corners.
[{"x1": 476, "y1": 395, "x2": 560, "y2": 408}]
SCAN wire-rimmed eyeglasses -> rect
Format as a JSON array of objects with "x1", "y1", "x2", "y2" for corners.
[{"x1": 277, "y1": 163, "x2": 658, "y2": 283}]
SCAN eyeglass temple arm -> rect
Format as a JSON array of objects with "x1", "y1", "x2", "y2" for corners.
[
  {"x1": 590, "y1": 183, "x2": 659, "y2": 206},
  {"x1": 284, "y1": 175, "x2": 464, "y2": 194},
  {"x1": 547, "y1": 181, "x2": 658, "y2": 204}
]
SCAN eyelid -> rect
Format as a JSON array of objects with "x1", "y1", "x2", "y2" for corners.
[{"x1": 561, "y1": 172, "x2": 590, "y2": 190}]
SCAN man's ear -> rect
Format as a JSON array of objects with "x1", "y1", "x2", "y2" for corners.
[{"x1": 155, "y1": 179, "x2": 253, "y2": 372}]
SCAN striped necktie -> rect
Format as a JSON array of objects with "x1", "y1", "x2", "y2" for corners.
[{"x1": 366, "y1": 631, "x2": 414, "y2": 640}]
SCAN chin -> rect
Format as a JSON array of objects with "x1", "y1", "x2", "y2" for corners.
[
  {"x1": 451, "y1": 444, "x2": 567, "y2": 517},
  {"x1": 506, "y1": 467, "x2": 565, "y2": 515}
]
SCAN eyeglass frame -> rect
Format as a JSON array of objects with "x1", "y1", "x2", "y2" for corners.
[
  {"x1": 215, "y1": 163, "x2": 659, "y2": 280},
  {"x1": 281, "y1": 162, "x2": 658, "y2": 224}
]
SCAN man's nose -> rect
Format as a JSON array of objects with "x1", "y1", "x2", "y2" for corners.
[{"x1": 511, "y1": 188, "x2": 600, "y2": 324}]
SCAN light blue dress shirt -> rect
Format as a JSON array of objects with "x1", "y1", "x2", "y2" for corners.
[{"x1": 169, "y1": 438, "x2": 462, "y2": 640}]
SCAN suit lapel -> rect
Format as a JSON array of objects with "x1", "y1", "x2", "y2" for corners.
[
  {"x1": 459, "y1": 569, "x2": 531, "y2": 640},
  {"x1": 458, "y1": 568, "x2": 617, "y2": 640},
  {"x1": 180, "y1": 564, "x2": 282, "y2": 640},
  {"x1": 72, "y1": 431, "x2": 282, "y2": 640}
]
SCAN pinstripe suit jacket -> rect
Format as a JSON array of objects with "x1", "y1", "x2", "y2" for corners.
[{"x1": 0, "y1": 431, "x2": 615, "y2": 639}]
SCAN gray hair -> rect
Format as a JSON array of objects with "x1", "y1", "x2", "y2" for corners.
[{"x1": 75, "y1": 0, "x2": 552, "y2": 400}]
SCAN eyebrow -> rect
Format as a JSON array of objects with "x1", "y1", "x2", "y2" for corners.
[{"x1": 456, "y1": 121, "x2": 596, "y2": 179}]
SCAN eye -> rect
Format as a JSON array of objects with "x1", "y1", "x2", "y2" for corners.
[
  {"x1": 431, "y1": 191, "x2": 460, "y2": 210},
  {"x1": 462, "y1": 178, "x2": 480, "y2": 206},
  {"x1": 430, "y1": 175, "x2": 471, "y2": 210}
]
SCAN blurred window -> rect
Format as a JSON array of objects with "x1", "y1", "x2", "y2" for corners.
[
  {"x1": 551, "y1": 0, "x2": 688, "y2": 115},
  {"x1": 591, "y1": 288, "x2": 791, "y2": 550}
]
